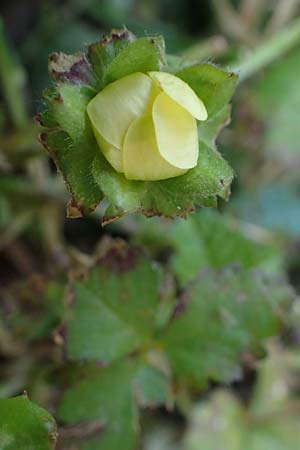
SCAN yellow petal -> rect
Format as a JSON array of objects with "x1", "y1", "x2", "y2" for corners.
[
  {"x1": 123, "y1": 114, "x2": 187, "y2": 181},
  {"x1": 87, "y1": 72, "x2": 160, "y2": 149},
  {"x1": 152, "y1": 92, "x2": 199, "y2": 169},
  {"x1": 92, "y1": 127, "x2": 123, "y2": 172},
  {"x1": 149, "y1": 71, "x2": 207, "y2": 121}
]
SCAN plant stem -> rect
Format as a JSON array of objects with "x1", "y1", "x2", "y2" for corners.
[
  {"x1": 233, "y1": 18, "x2": 300, "y2": 81},
  {"x1": 0, "y1": 18, "x2": 28, "y2": 129}
]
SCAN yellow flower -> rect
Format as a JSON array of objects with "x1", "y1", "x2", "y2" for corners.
[{"x1": 87, "y1": 71, "x2": 208, "y2": 181}]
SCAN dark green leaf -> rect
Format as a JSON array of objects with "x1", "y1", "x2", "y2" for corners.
[
  {"x1": 66, "y1": 242, "x2": 163, "y2": 362},
  {"x1": 0, "y1": 396, "x2": 57, "y2": 450},
  {"x1": 58, "y1": 360, "x2": 138, "y2": 450},
  {"x1": 161, "y1": 268, "x2": 293, "y2": 388},
  {"x1": 58, "y1": 358, "x2": 170, "y2": 450},
  {"x1": 169, "y1": 210, "x2": 283, "y2": 284}
]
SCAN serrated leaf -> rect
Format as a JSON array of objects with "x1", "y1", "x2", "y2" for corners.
[
  {"x1": 66, "y1": 243, "x2": 163, "y2": 362},
  {"x1": 0, "y1": 396, "x2": 57, "y2": 450},
  {"x1": 58, "y1": 359, "x2": 139, "y2": 450},
  {"x1": 134, "y1": 362, "x2": 172, "y2": 408},
  {"x1": 58, "y1": 359, "x2": 170, "y2": 450},
  {"x1": 161, "y1": 268, "x2": 294, "y2": 388},
  {"x1": 169, "y1": 210, "x2": 283, "y2": 285}
]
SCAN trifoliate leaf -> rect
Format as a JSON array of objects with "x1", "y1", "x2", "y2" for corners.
[
  {"x1": 161, "y1": 268, "x2": 294, "y2": 388},
  {"x1": 0, "y1": 396, "x2": 57, "y2": 450},
  {"x1": 38, "y1": 28, "x2": 237, "y2": 222},
  {"x1": 184, "y1": 346, "x2": 300, "y2": 450},
  {"x1": 60, "y1": 240, "x2": 294, "y2": 449}
]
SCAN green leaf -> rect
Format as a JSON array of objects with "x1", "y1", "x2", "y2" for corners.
[
  {"x1": 0, "y1": 396, "x2": 57, "y2": 450},
  {"x1": 66, "y1": 241, "x2": 164, "y2": 362},
  {"x1": 58, "y1": 359, "x2": 139, "y2": 450},
  {"x1": 161, "y1": 268, "x2": 293, "y2": 388},
  {"x1": 176, "y1": 63, "x2": 238, "y2": 118},
  {"x1": 134, "y1": 361, "x2": 172, "y2": 408},
  {"x1": 184, "y1": 346, "x2": 300, "y2": 450},
  {"x1": 168, "y1": 210, "x2": 283, "y2": 285},
  {"x1": 58, "y1": 359, "x2": 170, "y2": 450}
]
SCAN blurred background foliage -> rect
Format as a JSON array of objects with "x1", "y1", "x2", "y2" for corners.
[{"x1": 1, "y1": 0, "x2": 300, "y2": 449}]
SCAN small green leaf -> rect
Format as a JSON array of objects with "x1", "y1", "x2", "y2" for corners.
[
  {"x1": 161, "y1": 268, "x2": 293, "y2": 388},
  {"x1": 169, "y1": 210, "x2": 283, "y2": 284},
  {"x1": 134, "y1": 361, "x2": 172, "y2": 408},
  {"x1": 0, "y1": 396, "x2": 57, "y2": 450},
  {"x1": 58, "y1": 359, "x2": 139, "y2": 450},
  {"x1": 58, "y1": 358, "x2": 170, "y2": 450}
]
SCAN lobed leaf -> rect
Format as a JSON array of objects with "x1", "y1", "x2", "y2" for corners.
[
  {"x1": 161, "y1": 268, "x2": 294, "y2": 388},
  {"x1": 66, "y1": 241, "x2": 165, "y2": 362}
]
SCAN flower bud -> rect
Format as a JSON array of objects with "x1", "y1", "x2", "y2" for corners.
[{"x1": 87, "y1": 71, "x2": 207, "y2": 181}]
